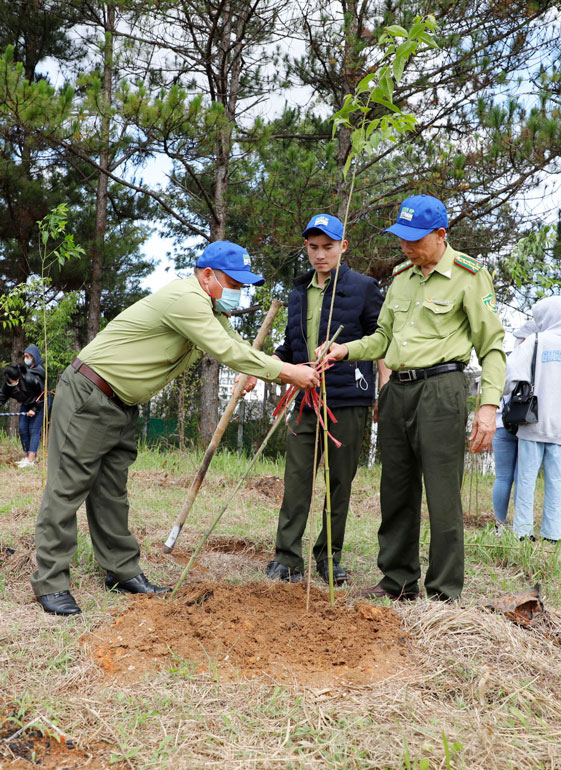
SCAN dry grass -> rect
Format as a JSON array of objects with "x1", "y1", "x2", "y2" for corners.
[{"x1": 1, "y1": 437, "x2": 561, "y2": 769}]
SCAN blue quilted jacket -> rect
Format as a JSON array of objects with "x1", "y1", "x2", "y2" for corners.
[{"x1": 275, "y1": 264, "x2": 384, "y2": 408}]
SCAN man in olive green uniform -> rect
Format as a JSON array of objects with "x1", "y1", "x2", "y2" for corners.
[
  {"x1": 32, "y1": 241, "x2": 320, "y2": 616},
  {"x1": 321, "y1": 196, "x2": 505, "y2": 601}
]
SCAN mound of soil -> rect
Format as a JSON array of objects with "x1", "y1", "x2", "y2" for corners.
[
  {"x1": 245, "y1": 475, "x2": 285, "y2": 502},
  {"x1": 86, "y1": 581, "x2": 409, "y2": 688}
]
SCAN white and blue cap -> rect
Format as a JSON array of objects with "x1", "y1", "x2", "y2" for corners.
[
  {"x1": 302, "y1": 213, "x2": 344, "y2": 240},
  {"x1": 196, "y1": 241, "x2": 264, "y2": 286},
  {"x1": 383, "y1": 195, "x2": 448, "y2": 241}
]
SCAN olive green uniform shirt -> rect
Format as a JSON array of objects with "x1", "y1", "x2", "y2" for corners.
[
  {"x1": 306, "y1": 273, "x2": 331, "y2": 362},
  {"x1": 346, "y1": 243, "x2": 506, "y2": 406},
  {"x1": 79, "y1": 275, "x2": 283, "y2": 405}
]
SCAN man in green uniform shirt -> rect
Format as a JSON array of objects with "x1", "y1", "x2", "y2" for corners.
[
  {"x1": 32, "y1": 241, "x2": 320, "y2": 616},
  {"x1": 321, "y1": 195, "x2": 505, "y2": 601}
]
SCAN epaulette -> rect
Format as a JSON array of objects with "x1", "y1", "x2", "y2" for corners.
[
  {"x1": 392, "y1": 259, "x2": 414, "y2": 276},
  {"x1": 454, "y1": 254, "x2": 482, "y2": 274}
]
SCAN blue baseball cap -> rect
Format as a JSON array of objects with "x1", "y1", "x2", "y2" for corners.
[
  {"x1": 383, "y1": 195, "x2": 448, "y2": 241},
  {"x1": 196, "y1": 241, "x2": 264, "y2": 285},
  {"x1": 302, "y1": 213, "x2": 344, "y2": 240}
]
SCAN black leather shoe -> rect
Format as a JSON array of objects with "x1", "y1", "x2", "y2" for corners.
[
  {"x1": 359, "y1": 582, "x2": 419, "y2": 601},
  {"x1": 105, "y1": 572, "x2": 171, "y2": 594},
  {"x1": 317, "y1": 559, "x2": 348, "y2": 585},
  {"x1": 37, "y1": 590, "x2": 82, "y2": 616},
  {"x1": 265, "y1": 560, "x2": 303, "y2": 583}
]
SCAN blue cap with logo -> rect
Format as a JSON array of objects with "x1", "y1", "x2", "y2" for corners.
[
  {"x1": 196, "y1": 241, "x2": 265, "y2": 286},
  {"x1": 302, "y1": 213, "x2": 344, "y2": 241},
  {"x1": 383, "y1": 195, "x2": 448, "y2": 241}
]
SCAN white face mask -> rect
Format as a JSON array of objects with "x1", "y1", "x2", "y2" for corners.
[
  {"x1": 7, "y1": 381, "x2": 18, "y2": 388},
  {"x1": 24, "y1": 357, "x2": 33, "y2": 367}
]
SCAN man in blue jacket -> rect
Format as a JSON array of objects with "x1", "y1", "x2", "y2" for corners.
[{"x1": 265, "y1": 214, "x2": 387, "y2": 584}]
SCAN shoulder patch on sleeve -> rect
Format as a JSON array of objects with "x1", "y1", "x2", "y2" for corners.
[
  {"x1": 392, "y1": 259, "x2": 414, "y2": 276},
  {"x1": 454, "y1": 254, "x2": 482, "y2": 274},
  {"x1": 481, "y1": 293, "x2": 498, "y2": 314}
]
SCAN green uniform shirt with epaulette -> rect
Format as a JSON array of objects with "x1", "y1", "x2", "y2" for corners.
[
  {"x1": 78, "y1": 275, "x2": 283, "y2": 405},
  {"x1": 306, "y1": 272, "x2": 331, "y2": 361},
  {"x1": 345, "y1": 243, "x2": 506, "y2": 406}
]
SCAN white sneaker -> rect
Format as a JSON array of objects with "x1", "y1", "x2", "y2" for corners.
[
  {"x1": 16, "y1": 458, "x2": 34, "y2": 468},
  {"x1": 15, "y1": 458, "x2": 27, "y2": 467}
]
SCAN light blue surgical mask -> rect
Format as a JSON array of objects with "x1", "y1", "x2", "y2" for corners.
[{"x1": 213, "y1": 272, "x2": 241, "y2": 314}]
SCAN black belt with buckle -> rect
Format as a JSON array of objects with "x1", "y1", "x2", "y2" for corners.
[{"x1": 391, "y1": 362, "x2": 466, "y2": 383}]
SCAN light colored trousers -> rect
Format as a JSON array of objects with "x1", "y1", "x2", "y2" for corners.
[{"x1": 514, "y1": 439, "x2": 561, "y2": 540}]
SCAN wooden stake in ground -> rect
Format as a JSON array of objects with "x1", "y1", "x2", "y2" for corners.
[
  {"x1": 163, "y1": 299, "x2": 283, "y2": 553},
  {"x1": 168, "y1": 325, "x2": 344, "y2": 600}
]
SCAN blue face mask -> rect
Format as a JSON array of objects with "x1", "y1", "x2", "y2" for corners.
[{"x1": 213, "y1": 272, "x2": 241, "y2": 314}]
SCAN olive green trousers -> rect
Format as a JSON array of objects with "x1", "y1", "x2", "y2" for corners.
[
  {"x1": 274, "y1": 405, "x2": 368, "y2": 571},
  {"x1": 377, "y1": 371, "x2": 468, "y2": 600},
  {"x1": 31, "y1": 365, "x2": 141, "y2": 597}
]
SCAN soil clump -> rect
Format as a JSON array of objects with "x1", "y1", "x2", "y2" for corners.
[
  {"x1": 86, "y1": 580, "x2": 409, "y2": 688},
  {"x1": 0, "y1": 702, "x2": 127, "y2": 770}
]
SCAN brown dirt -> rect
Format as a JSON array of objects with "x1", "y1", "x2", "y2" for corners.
[
  {"x1": 169, "y1": 535, "x2": 270, "y2": 569},
  {"x1": 463, "y1": 507, "x2": 495, "y2": 528},
  {"x1": 0, "y1": 703, "x2": 127, "y2": 770},
  {"x1": 85, "y1": 581, "x2": 410, "y2": 689},
  {"x1": 245, "y1": 475, "x2": 285, "y2": 503}
]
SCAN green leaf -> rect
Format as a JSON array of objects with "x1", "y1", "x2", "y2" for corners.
[
  {"x1": 385, "y1": 25, "x2": 409, "y2": 38},
  {"x1": 356, "y1": 72, "x2": 378, "y2": 94},
  {"x1": 393, "y1": 55, "x2": 406, "y2": 82}
]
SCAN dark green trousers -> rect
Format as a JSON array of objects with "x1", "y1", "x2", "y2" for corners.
[
  {"x1": 274, "y1": 405, "x2": 368, "y2": 571},
  {"x1": 377, "y1": 371, "x2": 468, "y2": 600},
  {"x1": 31, "y1": 365, "x2": 141, "y2": 596}
]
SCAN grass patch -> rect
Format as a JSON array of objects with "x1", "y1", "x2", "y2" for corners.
[{"x1": 1, "y1": 439, "x2": 560, "y2": 769}]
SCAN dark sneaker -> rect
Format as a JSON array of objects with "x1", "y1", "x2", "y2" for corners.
[
  {"x1": 316, "y1": 559, "x2": 348, "y2": 585},
  {"x1": 105, "y1": 572, "x2": 170, "y2": 594},
  {"x1": 519, "y1": 535, "x2": 537, "y2": 542},
  {"x1": 37, "y1": 590, "x2": 82, "y2": 616},
  {"x1": 265, "y1": 560, "x2": 303, "y2": 583}
]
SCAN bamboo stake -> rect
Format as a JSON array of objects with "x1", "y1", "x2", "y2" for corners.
[
  {"x1": 305, "y1": 165, "x2": 359, "y2": 607},
  {"x1": 163, "y1": 299, "x2": 283, "y2": 553},
  {"x1": 305, "y1": 416, "x2": 322, "y2": 612},
  {"x1": 168, "y1": 325, "x2": 344, "y2": 600},
  {"x1": 320, "y1": 373, "x2": 335, "y2": 603}
]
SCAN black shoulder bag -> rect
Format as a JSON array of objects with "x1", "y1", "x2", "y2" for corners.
[{"x1": 502, "y1": 333, "x2": 539, "y2": 436}]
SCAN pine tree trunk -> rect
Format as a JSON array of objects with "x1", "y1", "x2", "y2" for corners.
[
  {"x1": 86, "y1": 4, "x2": 114, "y2": 342},
  {"x1": 199, "y1": 356, "x2": 220, "y2": 446}
]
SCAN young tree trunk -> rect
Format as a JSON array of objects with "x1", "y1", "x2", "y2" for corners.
[
  {"x1": 86, "y1": 3, "x2": 114, "y2": 342},
  {"x1": 198, "y1": 4, "x2": 240, "y2": 447}
]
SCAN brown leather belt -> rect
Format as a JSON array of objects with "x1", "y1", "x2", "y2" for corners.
[{"x1": 72, "y1": 358, "x2": 124, "y2": 405}]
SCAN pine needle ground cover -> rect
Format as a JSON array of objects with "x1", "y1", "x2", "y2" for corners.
[{"x1": 1, "y1": 438, "x2": 561, "y2": 770}]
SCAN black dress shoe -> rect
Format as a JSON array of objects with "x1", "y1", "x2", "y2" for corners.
[
  {"x1": 317, "y1": 559, "x2": 348, "y2": 585},
  {"x1": 265, "y1": 560, "x2": 303, "y2": 583},
  {"x1": 105, "y1": 572, "x2": 171, "y2": 594},
  {"x1": 37, "y1": 590, "x2": 82, "y2": 616},
  {"x1": 359, "y1": 582, "x2": 419, "y2": 601}
]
